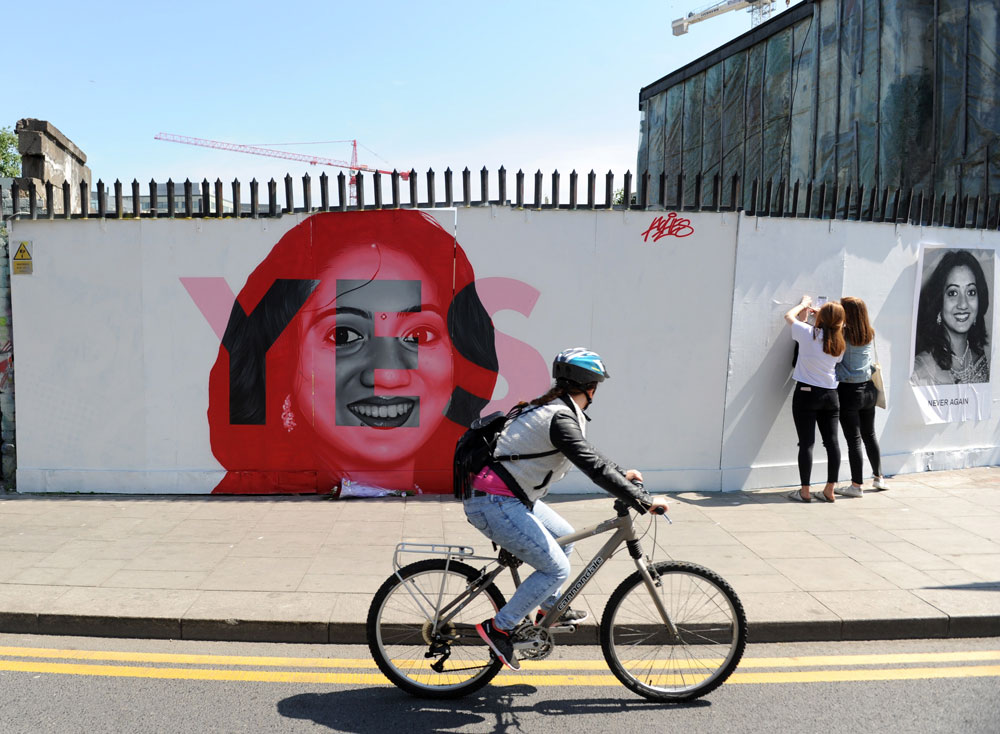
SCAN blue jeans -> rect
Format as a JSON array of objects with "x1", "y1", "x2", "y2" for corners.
[{"x1": 463, "y1": 495, "x2": 575, "y2": 631}]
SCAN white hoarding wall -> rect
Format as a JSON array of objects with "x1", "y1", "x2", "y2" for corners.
[{"x1": 7, "y1": 211, "x2": 998, "y2": 494}]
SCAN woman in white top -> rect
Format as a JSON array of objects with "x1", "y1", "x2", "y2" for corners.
[{"x1": 784, "y1": 296, "x2": 846, "y2": 502}]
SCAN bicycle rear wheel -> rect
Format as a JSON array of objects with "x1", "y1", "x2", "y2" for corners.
[
  {"x1": 601, "y1": 561, "x2": 747, "y2": 702},
  {"x1": 367, "y1": 558, "x2": 506, "y2": 698}
]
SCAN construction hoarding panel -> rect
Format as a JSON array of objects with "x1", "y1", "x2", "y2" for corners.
[{"x1": 7, "y1": 210, "x2": 999, "y2": 495}]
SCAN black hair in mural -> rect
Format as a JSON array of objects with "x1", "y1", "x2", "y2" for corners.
[
  {"x1": 222, "y1": 278, "x2": 319, "y2": 424},
  {"x1": 445, "y1": 280, "x2": 498, "y2": 426}
]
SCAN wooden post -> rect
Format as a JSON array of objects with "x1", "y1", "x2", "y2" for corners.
[
  {"x1": 498, "y1": 166, "x2": 507, "y2": 205},
  {"x1": 250, "y1": 179, "x2": 259, "y2": 219},
  {"x1": 551, "y1": 170, "x2": 560, "y2": 208},
  {"x1": 444, "y1": 168, "x2": 453, "y2": 208},
  {"x1": 302, "y1": 173, "x2": 312, "y2": 212},
  {"x1": 516, "y1": 170, "x2": 524, "y2": 208},
  {"x1": 63, "y1": 180, "x2": 72, "y2": 219},
  {"x1": 587, "y1": 170, "x2": 596, "y2": 209},
  {"x1": 569, "y1": 170, "x2": 578, "y2": 210},
  {"x1": 320, "y1": 172, "x2": 330, "y2": 211},
  {"x1": 355, "y1": 171, "x2": 365, "y2": 209},
  {"x1": 268, "y1": 178, "x2": 278, "y2": 217},
  {"x1": 480, "y1": 167, "x2": 489, "y2": 206},
  {"x1": 184, "y1": 179, "x2": 193, "y2": 217}
]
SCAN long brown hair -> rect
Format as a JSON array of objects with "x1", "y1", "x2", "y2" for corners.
[
  {"x1": 516, "y1": 379, "x2": 596, "y2": 411},
  {"x1": 814, "y1": 302, "x2": 846, "y2": 357},
  {"x1": 841, "y1": 296, "x2": 875, "y2": 346}
]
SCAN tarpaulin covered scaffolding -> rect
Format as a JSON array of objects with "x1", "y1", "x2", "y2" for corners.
[{"x1": 638, "y1": 0, "x2": 1000, "y2": 220}]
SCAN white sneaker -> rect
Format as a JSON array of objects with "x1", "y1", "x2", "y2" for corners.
[
  {"x1": 872, "y1": 476, "x2": 889, "y2": 491},
  {"x1": 835, "y1": 484, "x2": 863, "y2": 498}
]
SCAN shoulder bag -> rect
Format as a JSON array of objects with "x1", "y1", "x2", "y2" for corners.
[{"x1": 871, "y1": 342, "x2": 887, "y2": 409}]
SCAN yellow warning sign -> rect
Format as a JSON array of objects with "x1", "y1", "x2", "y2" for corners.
[{"x1": 12, "y1": 241, "x2": 32, "y2": 275}]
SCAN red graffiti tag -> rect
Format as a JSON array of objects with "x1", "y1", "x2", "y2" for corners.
[{"x1": 641, "y1": 213, "x2": 695, "y2": 242}]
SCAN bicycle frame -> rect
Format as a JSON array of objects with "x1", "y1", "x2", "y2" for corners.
[
  {"x1": 539, "y1": 504, "x2": 680, "y2": 639},
  {"x1": 393, "y1": 502, "x2": 679, "y2": 643}
]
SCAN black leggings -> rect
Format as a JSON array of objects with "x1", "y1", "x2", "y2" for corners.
[
  {"x1": 837, "y1": 380, "x2": 882, "y2": 485},
  {"x1": 791, "y1": 382, "x2": 840, "y2": 486}
]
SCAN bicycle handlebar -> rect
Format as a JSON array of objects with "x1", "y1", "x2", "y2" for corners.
[{"x1": 630, "y1": 480, "x2": 668, "y2": 515}]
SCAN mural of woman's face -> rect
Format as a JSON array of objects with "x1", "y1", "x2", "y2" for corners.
[
  {"x1": 292, "y1": 244, "x2": 454, "y2": 468},
  {"x1": 940, "y1": 264, "x2": 979, "y2": 337}
]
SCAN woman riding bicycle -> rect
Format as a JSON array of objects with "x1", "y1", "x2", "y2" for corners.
[{"x1": 463, "y1": 347, "x2": 670, "y2": 670}]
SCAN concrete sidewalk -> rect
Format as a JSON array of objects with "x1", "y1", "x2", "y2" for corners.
[{"x1": 0, "y1": 467, "x2": 998, "y2": 645}]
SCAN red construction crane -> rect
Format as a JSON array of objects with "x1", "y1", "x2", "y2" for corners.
[{"x1": 154, "y1": 133, "x2": 409, "y2": 204}]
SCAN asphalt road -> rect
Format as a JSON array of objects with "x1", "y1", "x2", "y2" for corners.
[{"x1": 1, "y1": 633, "x2": 997, "y2": 733}]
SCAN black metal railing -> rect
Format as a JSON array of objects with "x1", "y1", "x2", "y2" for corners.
[{"x1": 3, "y1": 169, "x2": 999, "y2": 231}]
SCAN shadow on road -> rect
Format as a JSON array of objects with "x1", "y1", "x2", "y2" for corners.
[{"x1": 278, "y1": 685, "x2": 709, "y2": 732}]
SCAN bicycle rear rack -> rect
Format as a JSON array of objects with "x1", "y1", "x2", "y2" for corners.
[{"x1": 392, "y1": 542, "x2": 495, "y2": 571}]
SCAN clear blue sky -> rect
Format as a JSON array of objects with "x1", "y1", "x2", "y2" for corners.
[{"x1": 7, "y1": 1, "x2": 804, "y2": 193}]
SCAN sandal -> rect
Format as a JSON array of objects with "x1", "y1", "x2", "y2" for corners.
[{"x1": 786, "y1": 490, "x2": 811, "y2": 503}]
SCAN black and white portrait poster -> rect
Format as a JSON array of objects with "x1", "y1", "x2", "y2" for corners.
[{"x1": 910, "y1": 244, "x2": 997, "y2": 423}]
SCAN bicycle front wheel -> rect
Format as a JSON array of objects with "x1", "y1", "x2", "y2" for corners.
[
  {"x1": 367, "y1": 558, "x2": 506, "y2": 698},
  {"x1": 601, "y1": 561, "x2": 747, "y2": 702}
]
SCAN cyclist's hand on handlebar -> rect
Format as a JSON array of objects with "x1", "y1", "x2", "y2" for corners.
[
  {"x1": 647, "y1": 496, "x2": 670, "y2": 515},
  {"x1": 625, "y1": 469, "x2": 644, "y2": 484}
]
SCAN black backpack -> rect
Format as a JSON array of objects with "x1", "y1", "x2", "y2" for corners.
[{"x1": 452, "y1": 406, "x2": 558, "y2": 500}]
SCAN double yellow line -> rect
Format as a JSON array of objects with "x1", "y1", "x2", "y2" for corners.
[{"x1": 0, "y1": 646, "x2": 998, "y2": 687}]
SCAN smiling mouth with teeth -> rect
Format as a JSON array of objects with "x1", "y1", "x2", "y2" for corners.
[{"x1": 347, "y1": 396, "x2": 418, "y2": 428}]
